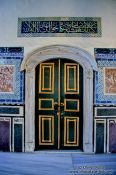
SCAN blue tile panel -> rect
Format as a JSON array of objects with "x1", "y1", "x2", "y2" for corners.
[
  {"x1": 94, "y1": 48, "x2": 116, "y2": 105},
  {"x1": 0, "y1": 47, "x2": 24, "y2": 104},
  {"x1": 0, "y1": 107, "x2": 19, "y2": 114},
  {"x1": 18, "y1": 17, "x2": 101, "y2": 37}
]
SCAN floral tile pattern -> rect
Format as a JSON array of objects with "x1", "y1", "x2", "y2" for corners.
[
  {"x1": 0, "y1": 65, "x2": 14, "y2": 93},
  {"x1": 104, "y1": 68, "x2": 116, "y2": 94},
  {"x1": 0, "y1": 47, "x2": 24, "y2": 104}
]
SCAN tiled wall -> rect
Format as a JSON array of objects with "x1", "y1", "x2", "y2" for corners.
[
  {"x1": 0, "y1": 47, "x2": 24, "y2": 104},
  {"x1": 0, "y1": 47, "x2": 24, "y2": 152},
  {"x1": 0, "y1": 47, "x2": 116, "y2": 153},
  {"x1": 94, "y1": 48, "x2": 116, "y2": 105},
  {"x1": 94, "y1": 48, "x2": 116, "y2": 153}
]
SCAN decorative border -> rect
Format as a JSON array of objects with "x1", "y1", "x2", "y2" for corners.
[
  {"x1": 0, "y1": 106, "x2": 24, "y2": 116},
  {"x1": 94, "y1": 119, "x2": 106, "y2": 153},
  {"x1": 95, "y1": 48, "x2": 116, "y2": 58},
  {"x1": 0, "y1": 47, "x2": 23, "y2": 57},
  {"x1": 18, "y1": 17, "x2": 101, "y2": 37},
  {"x1": 12, "y1": 118, "x2": 24, "y2": 152},
  {"x1": 0, "y1": 47, "x2": 24, "y2": 104}
]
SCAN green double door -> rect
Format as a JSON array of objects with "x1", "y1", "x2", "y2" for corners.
[{"x1": 35, "y1": 59, "x2": 83, "y2": 150}]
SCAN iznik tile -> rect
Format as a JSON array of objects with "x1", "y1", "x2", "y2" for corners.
[
  {"x1": 0, "y1": 47, "x2": 24, "y2": 104},
  {"x1": 104, "y1": 68, "x2": 116, "y2": 94},
  {"x1": 94, "y1": 48, "x2": 116, "y2": 105},
  {"x1": 0, "y1": 65, "x2": 14, "y2": 93}
]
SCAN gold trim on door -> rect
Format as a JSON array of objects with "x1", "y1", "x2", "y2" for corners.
[
  {"x1": 39, "y1": 98, "x2": 54, "y2": 110},
  {"x1": 39, "y1": 115, "x2": 54, "y2": 145},
  {"x1": 39, "y1": 63, "x2": 54, "y2": 94},
  {"x1": 37, "y1": 59, "x2": 82, "y2": 149},
  {"x1": 64, "y1": 117, "x2": 79, "y2": 146},
  {"x1": 64, "y1": 63, "x2": 79, "y2": 94}
]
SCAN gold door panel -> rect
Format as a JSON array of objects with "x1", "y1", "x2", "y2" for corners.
[
  {"x1": 64, "y1": 117, "x2": 79, "y2": 146},
  {"x1": 64, "y1": 63, "x2": 79, "y2": 94},
  {"x1": 39, "y1": 98, "x2": 54, "y2": 110},
  {"x1": 39, "y1": 63, "x2": 54, "y2": 94},
  {"x1": 64, "y1": 99, "x2": 80, "y2": 112},
  {"x1": 39, "y1": 115, "x2": 54, "y2": 145}
]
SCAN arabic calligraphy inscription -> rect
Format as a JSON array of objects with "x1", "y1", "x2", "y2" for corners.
[{"x1": 18, "y1": 17, "x2": 101, "y2": 37}]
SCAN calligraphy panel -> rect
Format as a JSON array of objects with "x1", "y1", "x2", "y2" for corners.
[{"x1": 18, "y1": 17, "x2": 101, "y2": 37}]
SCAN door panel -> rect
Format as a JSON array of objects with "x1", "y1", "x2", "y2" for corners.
[
  {"x1": 39, "y1": 115, "x2": 54, "y2": 145},
  {"x1": 0, "y1": 120, "x2": 10, "y2": 151},
  {"x1": 35, "y1": 58, "x2": 83, "y2": 150},
  {"x1": 64, "y1": 99, "x2": 79, "y2": 112},
  {"x1": 64, "y1": 63, "x2": 79, "y2": 94},
  {"x1": 35, "y1": 60, "x2": 58, "y2": 149},
  {"x1": 109, "y1": 120, "x2": 116, "y2": 153},
  {"x1": 60, "y1": 59, "x2": 83, "y2": 149},
  {"x1": 64, "y1": 117, "x2": 79, "y2": 146},
  {"x1": 39, "y1": 63, "x2": 54, "y2": 94},
  {"x1": 14, "y1": 124, "x2": 22, "y2": 152}
]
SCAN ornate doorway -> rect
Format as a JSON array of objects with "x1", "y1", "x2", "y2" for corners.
[
  {"x1": 35, "y1": 58, "x2": 83, "y2": 150},
  {"x1": 21, "y1": 45, "x2": 97, "y2": 153}
]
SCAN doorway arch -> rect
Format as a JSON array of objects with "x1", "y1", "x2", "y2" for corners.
[{"x1": 21, "y1": 45, "x2": 97, "y2": 152}]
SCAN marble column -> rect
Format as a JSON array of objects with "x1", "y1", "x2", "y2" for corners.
[
  {"x1": 25, "y1": 68, "x2": 35, "y2": 152},
  {"x1": 83, "y1": 69, "x2": 93, "y2": 153}
]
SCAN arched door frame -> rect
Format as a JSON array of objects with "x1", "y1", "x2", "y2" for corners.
[{"x1": 21, "y1": 45, "x2": 97, "y2": 153}]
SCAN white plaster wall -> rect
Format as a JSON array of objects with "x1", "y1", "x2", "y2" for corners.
[{"x1": 0, "y1": 0, "x2": 116, "y2": 56}]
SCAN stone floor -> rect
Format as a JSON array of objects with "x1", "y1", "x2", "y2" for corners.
[{"x1": 0, "y1": 151, "x2": 116, "y2": 175}]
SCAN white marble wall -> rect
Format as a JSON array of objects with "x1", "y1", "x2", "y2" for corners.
[{"x1": 0, "y1": 0, "x2": 116, "y2": 58}]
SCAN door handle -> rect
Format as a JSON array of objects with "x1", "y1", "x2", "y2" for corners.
[{"x1": 54, "y1": 102, "x2": 64, "y2": 116}]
